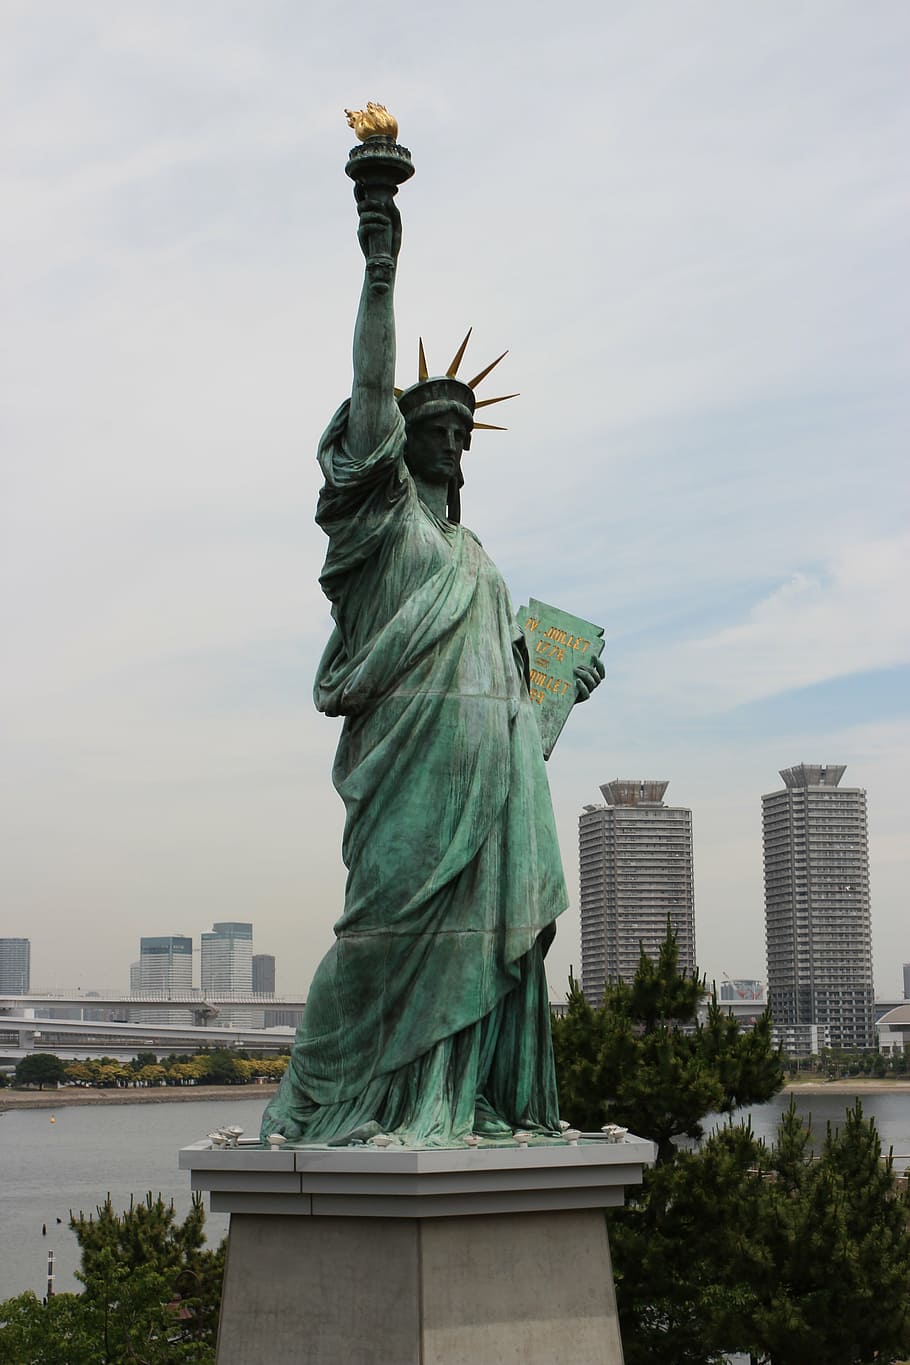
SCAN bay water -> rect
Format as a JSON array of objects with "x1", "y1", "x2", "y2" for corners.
[
  {"x1": 1, "y1": 1090, "x2": 908, "y2": 1301},
  {"x1": 0, "y1": 1096, "x2": 268, "y2": 1301}
]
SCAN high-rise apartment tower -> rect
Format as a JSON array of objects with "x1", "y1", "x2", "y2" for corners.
[
  {"x1": 0, "y1": 938, "x2": 30, "y2": 993},
  {"x1": 579, "y1": 781, "x2": 696, "y2": 1003},
  {"x1": 763, "y1": 764, "x2": 873, "y2": 1051}
]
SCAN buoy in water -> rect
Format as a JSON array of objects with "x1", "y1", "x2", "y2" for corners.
[{"x1": 49, "y1": 1116, "x2": 55, "y2": 1124}]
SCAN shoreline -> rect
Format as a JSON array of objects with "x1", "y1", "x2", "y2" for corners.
[
  {"x1": 783, "y1": 1079, "x2": 910, "y2": 1094},
  {"x1": 0, "y1": 1083, "x2": 278, "y2": 1112},
  {"x1": 2, "y1": 1079, "x2": 909, "y2": 1113}
]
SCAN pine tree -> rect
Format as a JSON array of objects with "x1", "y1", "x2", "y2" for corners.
[
  {"x1": 600, "y1": 1097, "x2": 910, "y2": 1365},
  {"x1": 552, "y1": 928, "x2": 784, "y2": 1161},
  {"x1": 0, "y1": 1194, "x2": 223, "y2": 1362},
  {"x1": 751, "y1": 1101, "x2": 910, "y2": 1365},
  {"x1": 71, "y1": 1192, "x2": 224, "y2": 1346},
  {"x1": 551, "y1": 927, "x2": 785, "y2": 1363},
  {"x1": 612, "y1": 1121, "x2": 772, "y2": 1365}
]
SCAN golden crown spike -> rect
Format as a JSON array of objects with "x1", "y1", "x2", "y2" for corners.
[
  {"x1": 446, "y1": 330, "x2": 472, "y2": 378},
  {"x1": 467, "y1": 351, "x2": 508, "y2": 390}
]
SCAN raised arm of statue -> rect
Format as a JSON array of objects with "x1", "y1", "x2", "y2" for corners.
[{"x1": 346, "y1": 184, "x2": 402, "y2": 463}]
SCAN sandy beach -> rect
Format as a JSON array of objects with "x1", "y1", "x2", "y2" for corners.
[{"x1": 0, "y1": 1083, "x2": 278, "y2": 1112}]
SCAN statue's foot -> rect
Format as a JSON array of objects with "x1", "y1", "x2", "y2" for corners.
[
  {"x1": 260, "y1": 1104, "x2": 304, "y2": 1143},
  {"x1": 328, "y1": 1120, "x2": 383, "y2": 1147},
  {"x1": 472, "y1": 1097, "x2": 513, "y2": 1138},
  {"x1": 472, "y1": 1115, "x2": 513, "y2": 1137}
]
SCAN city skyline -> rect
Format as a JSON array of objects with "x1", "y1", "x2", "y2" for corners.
[
  {"x1": 5, "y1": 752, "x2": 906, "y2": 1007},
  {"x1": 2, "y1": 6, "x2": 908, "y2": 1003}
]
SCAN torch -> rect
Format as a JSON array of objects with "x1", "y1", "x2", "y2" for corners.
[{"x1": 344, "y1": 104, "x2": 414, "y2": 288}]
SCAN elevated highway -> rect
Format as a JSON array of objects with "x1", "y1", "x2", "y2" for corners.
[
  {"x1": 0, "y1": 991, "x2": 306, "y2": 1027},
  {"x1": 0, "y1": 1013, "x2": 297, "y2": 1063},
  {"x1": 0, "y1": 992, "x2": 305, "y2": 1062}
]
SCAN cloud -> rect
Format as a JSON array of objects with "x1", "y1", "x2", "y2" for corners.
[
  {"x1": 2, "y1": 1, "x2": 908, "y2": 996},
  {"x1": 630, "y1": 534, "x2": 910, "y2": 713}
]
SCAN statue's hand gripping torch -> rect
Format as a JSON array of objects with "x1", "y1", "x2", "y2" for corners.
[{"x1": 345, "y1": 104, "x2": 414, "y2": 292}]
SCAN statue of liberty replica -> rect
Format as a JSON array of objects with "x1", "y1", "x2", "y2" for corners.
[{"x1": 262, "y1": 106, "x2": 603, "y2": 1148}]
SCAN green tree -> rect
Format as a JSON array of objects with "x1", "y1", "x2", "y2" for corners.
[
  {"x1": 0, "y1": 1262, "x2": 214, "y2": 1364},
  {"x1": 71, "y1": 1192, "x2": 224, "y2": 1343},
  {"x1": 754, "y1": 1101, "x2": 910, "y2": 1364},
  {"x1": 612, "y1": 1121, "x2": 770, "y2": 1365},
  {"x1": 195, "y1": 1048, "x2": 247, "y2": 1085},
  {"x1": 0, "y1": 1291, "x2": 95, "y2": 1363},
  {"x1": 552, "y1": 930, "x2": 784, "y2": 1161},
  {"x1": 603, "y1": 1098, "x2": 910, "y2": 1364},
  {"x1": 0, "y1": 1194, "x2": 223, "y2": 1362},
  {"x1": 14, "y1": 1053, "x2": 67, "y2": 1089},
  {"x1": 551, "y1": 928, "x2": 785, "y2": 1364},
  {"x1": 131, "y1": 1049, "x2": 160, "y2": 1071}
]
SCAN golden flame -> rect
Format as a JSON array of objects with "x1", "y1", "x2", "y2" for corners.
[{"x1": 345, "y1": 103, "x2": 399, "y2": 142}]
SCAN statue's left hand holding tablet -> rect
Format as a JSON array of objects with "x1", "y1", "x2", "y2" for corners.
[{"x1": 573, "y1": 654, "x2": 605, "y2": 704}]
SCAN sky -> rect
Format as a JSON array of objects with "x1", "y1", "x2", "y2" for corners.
[{"x1": 2, "y1": 1, "x2": 908, "y2": 1001}]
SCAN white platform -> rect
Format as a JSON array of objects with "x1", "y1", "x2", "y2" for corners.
[{"x1": 180, "y1": 1136, "x2": 655, "y2": 1364}]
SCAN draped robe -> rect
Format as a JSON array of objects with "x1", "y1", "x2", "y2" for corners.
[{"x1": 260, "y1": 403, "x2": 569, "y2": 1145}]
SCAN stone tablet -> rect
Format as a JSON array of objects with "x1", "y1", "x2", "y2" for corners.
[{"x1": 518, "y1": 599, "x2": 606, "y2": 758}]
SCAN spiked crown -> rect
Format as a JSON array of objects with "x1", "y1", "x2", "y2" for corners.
[{"x1": 395, "y1": 330, "x2": 517, "y2": 434}]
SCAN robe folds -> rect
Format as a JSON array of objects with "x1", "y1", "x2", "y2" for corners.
[{"x1": 260, "y1": 403, "x2": 569, "y2": 1146}]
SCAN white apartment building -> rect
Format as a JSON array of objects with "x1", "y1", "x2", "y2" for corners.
[
  {"x1": 763, "y1": 764, "x2": 874, "y2": 1051},
  {"x1": 579, "y1": 780, "x2": 696, "y2": 1003}
]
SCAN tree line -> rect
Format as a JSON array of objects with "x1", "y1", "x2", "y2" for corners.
[
  {"x1": 788, "y1": 1045, "x2": 910, "y2": 1080},
  {"x1": 4, "y1": 1047, "x2": 289, "y2": 1092}
]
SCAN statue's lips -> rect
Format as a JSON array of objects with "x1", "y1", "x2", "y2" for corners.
[{"x1": 418, "y1": 453, "x2": 459, "y2": 478}]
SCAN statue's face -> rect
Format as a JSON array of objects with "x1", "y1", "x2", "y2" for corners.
[{"x1": 405, "y1": 413, "x2": 470, "y2": 486}]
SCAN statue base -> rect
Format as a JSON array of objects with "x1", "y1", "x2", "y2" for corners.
[{"x1": 181, "y1": 1136, "x2": 654, "y2": 1364}]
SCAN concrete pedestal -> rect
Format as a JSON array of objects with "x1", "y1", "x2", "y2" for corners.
[{"x1": 180, "y1": 1136, "x2": 655, "y2": 1365}]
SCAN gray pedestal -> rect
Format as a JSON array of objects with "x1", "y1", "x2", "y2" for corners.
[{"x1": 181, "y1": 1137, "x2": 655, "y2": 1365}]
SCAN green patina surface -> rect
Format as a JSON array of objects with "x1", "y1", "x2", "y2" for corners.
[{"x1": 260, "y1": 129, "x2": 602, "y2": 1149}]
